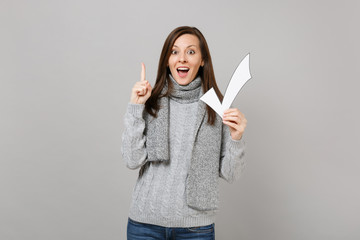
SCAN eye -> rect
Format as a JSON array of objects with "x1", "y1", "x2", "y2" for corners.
[
  {"x1": 171, "y1": 50, "x2": 178, "y2": 54},
  {"x1": 187, "y1": 50, "x2": 195, "y2": 54}
]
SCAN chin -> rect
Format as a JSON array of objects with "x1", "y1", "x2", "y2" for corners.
[
  {"x1": 176, "y1": 78, "x2": 192, "y2": 85},
  {"x1": 170, "y1": 71, "x2": 194, "y2": 85}
]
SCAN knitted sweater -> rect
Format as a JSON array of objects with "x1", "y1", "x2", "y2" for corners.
[{"x1": 121, "y1": 94, "x2": 246, "y2": 227}]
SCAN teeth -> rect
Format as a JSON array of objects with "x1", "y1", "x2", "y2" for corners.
[{"x1": 177, "y1": 67, "x2": 189, "y2": 71}]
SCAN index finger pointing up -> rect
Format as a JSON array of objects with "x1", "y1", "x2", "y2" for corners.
[{"x1": 141, "y1": 62, "x2": 146, "y2": 81}]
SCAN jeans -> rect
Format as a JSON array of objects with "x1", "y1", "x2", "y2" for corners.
[{"x1": 127, "y1": 218, "x2": 215, "y2": 240}]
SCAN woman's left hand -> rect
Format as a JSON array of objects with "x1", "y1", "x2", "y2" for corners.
[{"x1": 222, "y1": 108, "x2": 247, "y2": 140}]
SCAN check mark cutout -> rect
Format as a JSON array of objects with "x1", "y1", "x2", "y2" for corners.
[{"x1": 200, "y1": 53, "x2": 252, "y2": 118}]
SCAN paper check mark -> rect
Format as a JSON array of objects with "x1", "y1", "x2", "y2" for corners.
[{"x1": 200, "y1": 53, "x2": 252, "y2": 118}]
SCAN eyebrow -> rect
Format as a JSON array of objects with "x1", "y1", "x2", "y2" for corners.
[{"x1": 173, "y1": 44, "x2": 198, "y2": 48}]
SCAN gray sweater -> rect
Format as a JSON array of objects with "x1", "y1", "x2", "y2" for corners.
[{"x1": 122, "y1": 98, "x2": 246, "y2": 227}]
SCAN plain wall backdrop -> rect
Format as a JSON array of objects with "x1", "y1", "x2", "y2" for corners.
[{"x1": 1, "y1": 0, "x2": 359, "y2": 239}]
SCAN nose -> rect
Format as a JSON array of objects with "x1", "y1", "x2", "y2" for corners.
[{"x1": 178, "y1": 52, "x2": 187, "y2": 63}]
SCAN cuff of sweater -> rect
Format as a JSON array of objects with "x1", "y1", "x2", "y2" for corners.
[
  {"x1": 228, "y1": 137, "x2": 245, "y2": 149},
  {"x1": 127, "y1": 103, "x2": 145, "y2": 118}
]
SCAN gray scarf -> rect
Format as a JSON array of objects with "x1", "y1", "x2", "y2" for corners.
[
  {"x1": 144, "y1": 74, "x2": 223, "y2": 211},
  {"x1": 146, "y1": 74, "x2": 201, "y2": 161}
]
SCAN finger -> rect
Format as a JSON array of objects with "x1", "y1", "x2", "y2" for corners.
[
  {"x1": 146, "y1": 82, "x2": 152, "y2": 92},
  {"x1": 224, "y1": 112, "x2": 245, "y2": 121},
  {"x1": 223, "y1": 108, "x2": 240, "y2": 115},
  {"x1": 134, "y1": 81, "x2": 147, "y2": 88},
  {"x1": 141, "y1": 62, "x2": 146, "y2": 82},
  {"x1": 223, "y1": 120, "x2": 245, "y2": 133},
  {"x1": 137, "y1": 90, "x2": 147, "y2": 96},
  {"x1": 225, "y1": 110, "x2": 245, "y2": 121},
  {"x1": 222, "y1": 120, "x2": 237, "y2": 129},
  {"x1": 223, "y1": 116, "x2": 241, "y2": 124},
  {"x1": 133, "y1": 83, "x2": 147, "y2": 90},
  {"x1": 242, "y1": 117, "x2": 247, "y2": 125},
  {"x1": 224, "y1": 112, "x2": 240, "y2": 119},
  {"x1": 134, "y1": 86, "x2": 147, "y2": 94},
  {"x1": 223, "y1": 112, "x2": 240, "y2": 119},
  {"x1": 224, "y1": 108, "x2": 238, "y2": 112}
]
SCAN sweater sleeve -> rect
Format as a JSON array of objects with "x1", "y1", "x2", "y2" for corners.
[
  {"x1": 219, "y1": 126, "x2": 246, "y2": 183},
  {"x1": 121, "y1": 103, "x2": 148, "y2": 170}
]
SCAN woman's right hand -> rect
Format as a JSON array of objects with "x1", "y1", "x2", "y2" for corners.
[{"x1": 130, "y1": 63, "x2": 152, "y2": 104}]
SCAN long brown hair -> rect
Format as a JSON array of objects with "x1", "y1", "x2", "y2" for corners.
[{"x1": 145, "y1": 26, "x2": 223, "y2": 125}]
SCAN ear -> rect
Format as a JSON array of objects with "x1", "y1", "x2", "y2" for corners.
[{"x1": 201, "y1": 60, "x2": 204, "y2": 67}]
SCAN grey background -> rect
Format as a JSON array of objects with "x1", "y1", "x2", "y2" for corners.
[{"x1": 1, "y1": 0, "x2": 359, "y2": 239}]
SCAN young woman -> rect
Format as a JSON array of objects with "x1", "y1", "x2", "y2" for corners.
[{"x1": 122, "y1": 26, "x2": 247, "y2": 240}]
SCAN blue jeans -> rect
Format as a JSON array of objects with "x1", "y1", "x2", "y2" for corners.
[{"x1": 127, "y1": 218, "x2": 215, "y2": 240}]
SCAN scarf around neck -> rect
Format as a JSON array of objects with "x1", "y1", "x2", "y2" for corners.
[
  {"x1": 169, "y1": 74, "x2": 201, "y2": 104},
  {"x1": 143, "y1": 74, "x2": 223, "y2": 210},
  {"x1": 145, "y1": 74, "x2": 202, "y2": 161}
]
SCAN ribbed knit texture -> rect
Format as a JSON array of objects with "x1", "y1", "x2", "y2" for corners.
[
  {"x1": 121, "y1": 76, "x2": 246, "y2": 228},
  {"x1": 145, "y1": 75, "x2": 201, "y2": 162},
  {"x1": 131, "y1": 99, "x2": 217, "y2": 227}
]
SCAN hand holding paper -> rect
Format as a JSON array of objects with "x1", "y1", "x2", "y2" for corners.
[{"x1": 200, "y1": 53, "x2": 251, "y2": 118}]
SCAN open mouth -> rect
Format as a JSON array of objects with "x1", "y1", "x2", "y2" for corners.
[{"x1": 177, "y1": 67, "x2": 189, "y2": 78}]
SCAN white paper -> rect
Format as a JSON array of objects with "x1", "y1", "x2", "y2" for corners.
[{"x1": 200, "y1": 53, "x2": 251, "y2": 118}]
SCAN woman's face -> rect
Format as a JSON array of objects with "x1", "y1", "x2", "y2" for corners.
[{"x1": 168, "y1": 34, "x2": 204, "y2": 85}]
